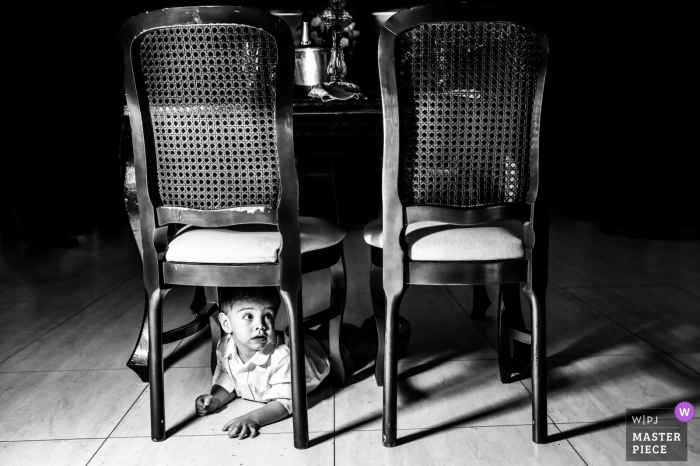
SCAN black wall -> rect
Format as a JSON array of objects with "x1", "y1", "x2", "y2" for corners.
[{"x1": 5, "y1": 1, "x2": 698, "y2": 240}]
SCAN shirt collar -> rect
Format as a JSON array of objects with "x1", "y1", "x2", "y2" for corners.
[{"x1": 220, "y1": 332, "x2": 280, "y2": 368}]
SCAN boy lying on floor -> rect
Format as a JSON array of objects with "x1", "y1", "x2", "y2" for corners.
[{"x1": 194, "y1": 287, "x2": 377, "y2": 440}]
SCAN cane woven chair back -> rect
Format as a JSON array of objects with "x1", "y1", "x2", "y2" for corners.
[
  {"x1": 137, "y1": 24, "x2": 281, "y2": 211},
  {"x1": 121, "y1": 8, "x2": 316, "y2": 448},
  {"x1": 375, "y1": 4, "x2": 550, "y2": 448},
  {"x1": 395, "y1": 21, "x2": 543, "y2": 208},
  {"x1": 122, "y1": 5, "x2": 299, "y2": 298}
]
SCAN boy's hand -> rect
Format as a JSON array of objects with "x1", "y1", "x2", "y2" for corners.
[
  {"x1": 222, "y1": 415, "x2": 261, "y2": 440},
  {"x1": 195, "y1": 394, "x2": 219, "y2": 416}
]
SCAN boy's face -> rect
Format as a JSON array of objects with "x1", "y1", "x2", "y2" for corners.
[{"x1": 219, "y1": 297, "x2": 277, "y2": 357}]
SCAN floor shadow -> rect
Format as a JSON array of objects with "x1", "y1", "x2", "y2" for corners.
[
  {"x1": 313, "y1": 381, "x2": 700, "y2": 448},
  {"x1": 456, "y1": 287, "x2": 700, "y2": 397},
  {"x1": 394, "y1": 351, "x2": 467, "y2": 404},
  {"x1": 330, "y1": 353, "x2": 532, "y2": 443},
  {"x1": 341, "y1": 364, "x2": 375, "y2": 387},
  {"x1": 165, "y1": 405, "x2": 227, "y2": 438},
  {"x1": 313, "y1": 378, "x2": 531, "y2": 447},
  {"x1": 309, "y1": 412, "x2": 382, "y2": 447},
  {"x1": 164, "y1": 327, "x2": 211, "y2": 370},
  {"x1": 336, "y1": 347, "x2": 461, "y2": 391},
  {"x1": 396, "y1": 393, "x2": 532, "y2": 446},
  {"x1": 396, "y1": 350, "x2": 465, "y2": 383},
  {"x1": 163, "y1": 283, "x2": 699, "y2": 449},
  {"x1": 397, "y1": 392, "x2": 700, "y2": 447},
  {"x1": 308, "y1": 376, "x2": 333, "y2": 410},
  {"x1": 549, "y1": 392, "x2": 700, "y2": 442}
]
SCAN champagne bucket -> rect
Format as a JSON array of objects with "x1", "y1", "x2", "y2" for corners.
[{"x1": 294, "y1": 47, "x2": 330, "y2": 87}]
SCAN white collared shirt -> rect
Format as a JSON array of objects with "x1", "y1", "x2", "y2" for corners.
[{"x1": 212, "y1": 330, "x2": 330, "y2": 414}]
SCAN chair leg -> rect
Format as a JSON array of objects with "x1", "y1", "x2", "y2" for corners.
[
  {"x1": 496, "y1": 286, "x2": 512, "y2": 383},
  {"x1": 126, "y1": 289, "x2": 151, "y2": 382},
  {"x1": 280, "y1": 287, "x2": 309, "y2": 450},
  {"x1": 383, "y1": 287, "x2": 405, "y2": 448},
  {"x1": 190, "y1": 286, "x2": 207, "y2": 313},
  {"x1": 148, "y1": 288, "x2": 168, "y2": 442},
  {"x1": 205, "y1": 287, "x2": 221, "y2": 375},
  {"x1": 209, "y1": 314, "x2": 222, "y2": 375},
  {"x1": 497, "y1": 284, "x2": 528, "y2": 383},
  {"x1": 328, "y1": 255, "x2": 347, "y2": 384},
  {"x1": 470, "y1": 284, "x2": 491, "y2": 319},
  {"x1": 369, "y1": 263, "x2": 386, "y2": 386},
  {"x1": 524, "y1": 287, "x2": 547, "y2": 443},
  {"x1": 510, "y1": 286, "x2": 531, "y2": 374}
]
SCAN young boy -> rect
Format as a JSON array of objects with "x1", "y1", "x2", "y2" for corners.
[{"x1": 194, "y1": 287, "x2": 374, "y2": 440}]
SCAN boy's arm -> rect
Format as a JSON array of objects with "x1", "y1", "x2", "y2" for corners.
[
  {"x1": 195, "y1": 384, "x2": 237, "y2": 416},
  {"x1": 211, "y1": 384, "x2": 236, "y2": 406},
  {"x1": 222, "y1": 400, "x2": 289, "y2": 439}
]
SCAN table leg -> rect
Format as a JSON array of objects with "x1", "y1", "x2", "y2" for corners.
[{"x1": 126, "y1": 290, "x2": 150, "y2": 382}]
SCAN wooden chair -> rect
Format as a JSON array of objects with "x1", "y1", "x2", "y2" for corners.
[
  {"x1": 121, "y1": 6, "x2": 348, "y2": 449},
  {"x1": 364, "y1": 3, "x2": 549, "y2": 447}
]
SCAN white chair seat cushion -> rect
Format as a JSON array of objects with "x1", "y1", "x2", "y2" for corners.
[
  {"x1": 363, "y1": 218, "x2": 524, "y2": 261},
  {"x1": 166, "y1": 217, "x2": 346, "y2": 264}
]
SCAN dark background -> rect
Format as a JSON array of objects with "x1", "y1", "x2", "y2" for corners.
[{"x1": 4, "y1": 1, "x2": 698, "y2": 243}]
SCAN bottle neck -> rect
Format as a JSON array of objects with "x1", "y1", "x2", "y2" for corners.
[{"x1": 300, "y1": 21, "x2": 311, "y2": 47}]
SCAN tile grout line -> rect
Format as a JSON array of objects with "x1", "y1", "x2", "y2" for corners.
[
  {"x1": 556, "y1": 242, "x2": 700, "y2": 298},
  {"x1": 337, "y1": 423, "x2": 553, "y2": 431},
  {"x1": 103, "y1": 430, "x2": 343, "y2": 439},
  {"x1": 558, "y1": 283, "x2": 696, "y2": 290},
  {"x1": 665, "y1": 356, "x2": 700, "y2": 377},
  {"x1": 595, "y1": 246, "x2": 700, "y2": 296},
  {"x1": 667, "y1": 285, "x2": 700, "y2": 298},
  {"x1": 550, "y1": 421, "x2": 590, "y2": 466},
  {"x1": 0, "y1": 272, "x2": 141, "y2": 366},
  {"x1": 545, "y1": 353, "x2": 688, "y2": 361},
  {"x1": 516, "y1": 380, "x2": 592, "y2": 465},
  {"x1": 333, "y1": 376, "x2": 336, "y2": 466},
  {"x1": 1, "y1": 423, "x2": 597, "y2": 444},
  {"x1": 85, "y1": 383, "x2": 149, "y2": 466},
  {"x1": 0, "y1": 368, "x2": 153, "y2": 374},
  {"x1": 554, "y1": 288, "x2": 606, "y2": 317},
  {"x1": 0, "y1": 438, "x2": 107, "y2": 443},
  {"x1": 534, "y1": 288, "x2": 700, "y2": 374},
  {"x1": 558, "y1": 284, "x2": 700, "y2": 295},
  {"x1": 555, "y1": 290, "x2": 700, "y2": 377},
  {"x1": 550, "y1": 418, "x2": 699, "y2": 425},
  {"x1": 48, "y1": 272, "x2": 143, "y2": 330},
  {"x1": 79, "y1": 336, "x2": 192, "y2": 465},
  {"x1": 444, "y1": 286, "x2": 500, "y2": 355},
  {"x1": 558, "y1": 284, "x2": 663, "y2": 290},
  {"x1": 455, "y1": 283, "x2": 698, "y2": 374},
  {"x1": 82, "y1": 333, "x2": 187, "y2": 465},
  {"x1": 446, "y1": 282, "x2": 699, "y2": 451}
]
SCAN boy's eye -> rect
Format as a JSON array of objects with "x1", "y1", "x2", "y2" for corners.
[
  {"x1": 243, "y1": 313, "x2": 253, "y2": 320},
  {"x1": 265, "y1": 313, "x2": 274, "y2": 320}
]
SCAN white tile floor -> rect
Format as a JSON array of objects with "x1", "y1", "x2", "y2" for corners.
[{"x1": 1, "y1": 214, "x2": 698, "y2": 465}]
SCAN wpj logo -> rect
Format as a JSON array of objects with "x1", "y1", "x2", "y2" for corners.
[{"x1": 625, "y1": 405, "x2": 690, "y2": 462}]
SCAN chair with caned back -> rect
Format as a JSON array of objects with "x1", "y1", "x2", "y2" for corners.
[
  {"x1": 121, "y1": 6, "x2": 348, "y2": 449},
  {"x1": 363, "y1": 3, "x2": 549, "y2": 447}
]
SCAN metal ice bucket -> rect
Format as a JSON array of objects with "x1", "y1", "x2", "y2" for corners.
[{"x1": 294, "y1": 47, "x2": 330, "y2": 90}]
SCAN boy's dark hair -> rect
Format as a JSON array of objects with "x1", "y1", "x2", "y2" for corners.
[{"x1": 218, "y1": 287, "x2": 281, "y2": 314}]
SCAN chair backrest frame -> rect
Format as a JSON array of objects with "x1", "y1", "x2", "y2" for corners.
[
  {"x1": 121, "y1": 6, "x2": 300, "y2": 292},
  {"x1": 378, "y1": 3, "x2": 548, "y2": 277},
  {"x1": 378, "y1": 3, "x2": 548, "y2": 288}
]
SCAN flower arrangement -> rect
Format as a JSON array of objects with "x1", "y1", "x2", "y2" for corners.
[{"x1": 294, "y1": 9, "x2": 361, "y2": 56}]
